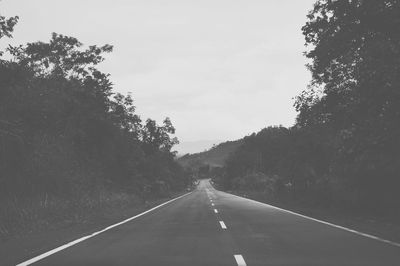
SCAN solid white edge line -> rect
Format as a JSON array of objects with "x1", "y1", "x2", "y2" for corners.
[
  {"x1": 234, "y1": 254, "x2": 247, "y2": 266},
  {"x1": 16, "y1": 191, "x2": 193, "y2": 266},
  {"x1": 219, "y1": 221, "x2": 227, "y2": 229},
  {"x1": 225, "y1": 192, "x2": 400, "y2": 248},
  {"x1": 214, "y1": 209, "x2": 218, "y2": 213}
]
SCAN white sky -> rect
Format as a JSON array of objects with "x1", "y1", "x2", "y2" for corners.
[{"x1": 1, "y1": 0, "x2": 315, "y2": 145}]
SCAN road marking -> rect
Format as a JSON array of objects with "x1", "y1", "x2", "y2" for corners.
[
  {"x1": 228, "y1": 192, "x2": 400, "y2": 248},
  {"x1": 16, "y1": 192, "x2": 193, "y2": 266},
  {"x1": 211, "y1": 203, "x2": 215, "y2": 206},
  {"x1": 214, "y1": 209, "x2": 218, "y2": 213},
  {"x1": 219, "y1": 221, "x2": 227, "y2": 229},
  {"x1": 234, "y1": 254, "x2": 247, "y2": 266}
]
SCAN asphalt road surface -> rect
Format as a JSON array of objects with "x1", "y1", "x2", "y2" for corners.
[{"x1": 19, "y1": 179, "x2": 400, "y2": 265}]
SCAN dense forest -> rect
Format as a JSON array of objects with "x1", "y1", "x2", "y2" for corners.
[
  {"x1": 177, "y1": 140, "x2": 242, "y2": 170},
  {"x1": 213, "y1": 0, "x2": 400, "y2": 215},
  {"x1": 0, "y1": 15, "x2": 190, "y2": 238}
]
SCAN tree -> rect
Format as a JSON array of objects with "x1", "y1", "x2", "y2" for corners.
[
  {"x1": 141, "y1": 117, "x2": 179, "y2": 155},
  {"x1": 0, "y1": 28, "x2": 185, "y2": 196},
  {"x1": 201, "y1": 1, "x2": 400, "y2": 212},
  {"x1": 0, "y1": 14, "x2": 18, "y2": 40},
  {"x1": 110, "y1": 93, "x2": 142, "y2": 136},
  {"x1": 297, "y1": 0, "x2": 400, "y2": 208}
]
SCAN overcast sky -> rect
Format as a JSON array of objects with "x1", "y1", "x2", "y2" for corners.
[{"x1": 1, "y1": 0, "x2": 315, "y2": 149}]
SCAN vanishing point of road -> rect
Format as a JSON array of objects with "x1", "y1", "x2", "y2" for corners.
[{"x1": 18, "y1": 179, "x2": 400, "y2": 265}]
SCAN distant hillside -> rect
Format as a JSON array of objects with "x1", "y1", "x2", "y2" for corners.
[
  {"x1": 174, "y1": 139, "x2": 223, "y2": 155},
  {"x1": 177, "y1": 139, "x2": 243, "y2": 170}
]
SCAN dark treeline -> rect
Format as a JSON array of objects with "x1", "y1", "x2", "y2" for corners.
[
  {"x1": 0, "y1": 16, "x2": 190, "y2": 237},
  {"x1": 214, "y1": 0, "x2": 400, "y2": 214}
]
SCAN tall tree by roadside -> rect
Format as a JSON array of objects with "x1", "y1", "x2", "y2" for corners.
[
  {"x1": 217, "y1": 1, "x2": 400, "y2": 213},
  {"x1": 0, "y1": 26, "x2": 187, "y2": 198},
  {"x1": 296, "y1": 0, "x2": 400, "y2": 207}
]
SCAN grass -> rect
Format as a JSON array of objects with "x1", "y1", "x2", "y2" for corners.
[
  {"x1": 0, "y1": 189, "x2": 189, "y2": 265},
  {"x1": 0, "y1": 190, "x2": 143, "y2": 241}
]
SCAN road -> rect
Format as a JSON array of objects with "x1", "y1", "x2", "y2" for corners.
[{"x1": 19, "y1": 179, "x2": 400, "y2": 265}]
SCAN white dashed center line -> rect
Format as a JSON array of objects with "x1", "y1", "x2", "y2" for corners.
[
  {"x1": 219, "y1": 221, "x2": 227, "y2": 229},
  {"x1": 234, "y1": 254, "x2": 247, "y2": 266},
  {"x1": 206, "y1": 188, "x2": 246, "y2": 266}
]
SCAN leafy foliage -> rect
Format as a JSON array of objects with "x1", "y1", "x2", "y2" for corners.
[
  {"x1": 216, "y1": 0, "x2": 400, "y2": 213},
  {"x1": 0, "y1": 26, "x2": 189, "y2": 203},
  {"x1": 0, "y1": 14, "x2": 18, "y2": 39},
  {"x1": 177, "y1": 140, "x2": 243, "y2": 170}
]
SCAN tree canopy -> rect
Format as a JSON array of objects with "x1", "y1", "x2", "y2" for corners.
[
  {"x1": 0, "y1": 16, "x2": 189, "y2": 201},
  {"x1": 215, "y1": 0, "x2": 400, "y2": 212}
]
